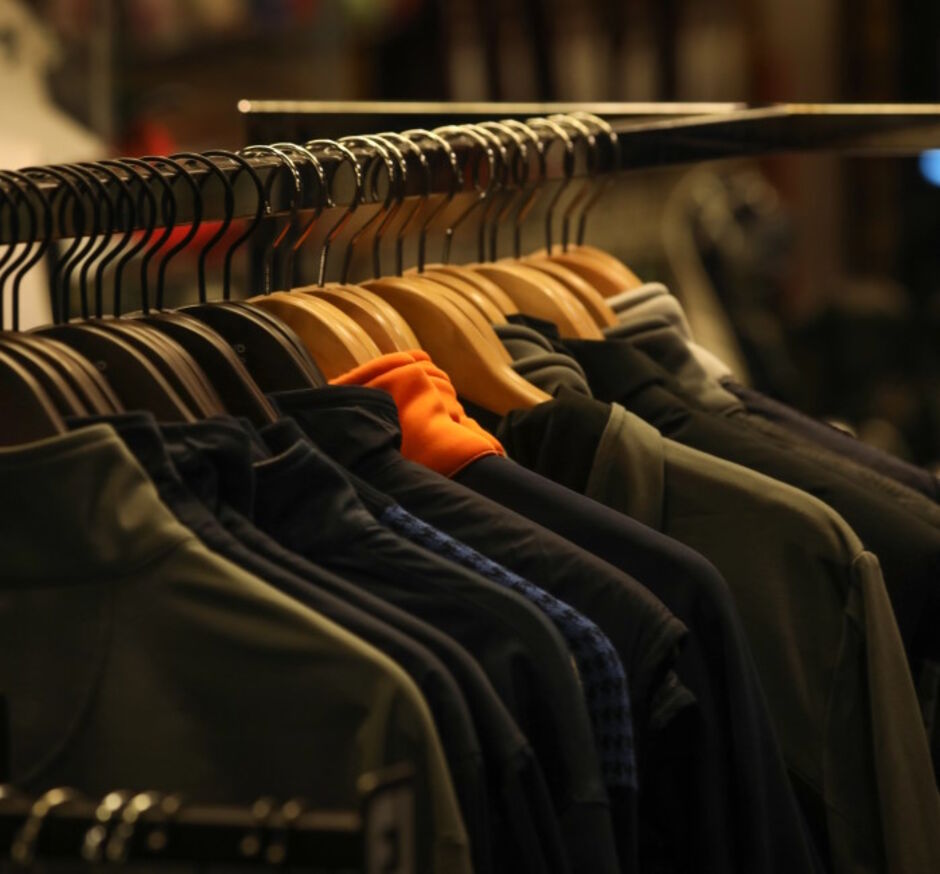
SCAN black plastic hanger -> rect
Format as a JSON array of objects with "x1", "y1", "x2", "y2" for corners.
[
  {"x1": 0, "y1": 347, "x2": 66, "y2": 444},
  {"x1": 55, "y1": 160, "x2": 215, "y2": 416},
  {"x1": 0, "y1": 171, "x2": 87, "y2": 417},
  {"x1": 177, "y1": 148, "x2": 326, "y2": 390},
  {"x1": 131, "y1": 155, "x2": 277, "y2": 425},
  {"x1": 72, "y1": 158, "x2": 225, "y2": 418},
  {"x1": 30, "y1": 160, "x2": 197, "y2": 422},
  {"x1": 17, "y1": 166, "x2": 123, "y2": 413}
]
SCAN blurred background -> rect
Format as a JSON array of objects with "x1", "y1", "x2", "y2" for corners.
[{"x1": 1, "y1": 0, "x2": 938, "y2": 467}]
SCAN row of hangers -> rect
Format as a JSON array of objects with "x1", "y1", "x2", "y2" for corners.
[{"x1": 0, "y1": 112, "x2": 643, "y2": 446}]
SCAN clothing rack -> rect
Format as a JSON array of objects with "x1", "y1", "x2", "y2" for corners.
[
  {"x1": 7, "y1": 103, "x2": 940, "y2": 249},
  {"x1": 0, "y1": 766, "x2": 413, "y2": 872}
]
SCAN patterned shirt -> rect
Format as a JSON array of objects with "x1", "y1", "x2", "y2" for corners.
[{"x1": 380, "y1": 503, "x2": 637, "y2": 790}]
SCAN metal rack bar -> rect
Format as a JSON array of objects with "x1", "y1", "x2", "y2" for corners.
[
  {"x1": 7, "y1": 103, "x2": 940, "y2": 247},
  {"x1": 238, "y1": 100, "x2": 746, "y2": 143}
]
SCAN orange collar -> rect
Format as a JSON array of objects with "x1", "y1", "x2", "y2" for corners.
[{"x1": 331, "y1": 351, "x2": 505, "y2": 477}]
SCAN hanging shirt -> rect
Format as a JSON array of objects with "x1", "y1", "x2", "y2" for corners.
[
  {"x1": 265, "y1": 409, "x2": 636, "y2": 801},
  {"x1": 67, "y1": 412, "x2": 492, "y2": 874},
  {"x1": 222, "y1": 417, "x2": 619, "y2": 874},
  {"x1": 0, "y1": 424, "x2": 473, "y2": 874},
  {"x1": 269, "y1": 384, "x2": 692, "y2": 874},
  {"x1": 165, "y1": 416, "x2": 567, "y2": 874}
]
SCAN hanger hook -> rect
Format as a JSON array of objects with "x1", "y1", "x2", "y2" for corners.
[
  {"x1": 82, "y1": 161, "x2": 135, "y2": 318},
  {"x1": 372, "y1": 131, "x2": 427, "y2": 276},
  {"x1": 51, "y1": 164, "x2": 103, "y2": 322},
  {"x1": 116, "y1": 157, "x2": 176, "y2": 314},
  {"x1": 201, "y1": 150, "x2": 265, "y2": 300},
  {"x1": 142, "y1": 155, "x2": 203, "y2": 311},
  {"x1": 337, "y1": 135, "x2": 398, "y2": 284},
  {"x1": 0, "y1": 178, "x2": 20, "y2": 331},
  {"x1": 358, "y1": 133, "x2": 410, "y2": 279},
  {"x1": 0, "y1": 177, "x2": 22, "y2": 292},
  {"x1": 270, "y1": 142, "x2": 328, "y2": 289},
  {"x1": 570, "y1": 111, "x2": 619, "y2": 244},
  {"x1": 11, "y1": 787, "x2": 85, "y2": 867},
  {"x1": 500, "y1": 119, "x2": 545, "y2": 258},
  {"x1": 526, "y1": 117, "x2": 575, "y2": 253},
  {"x1": 240, "y1": 144, "x2": 302, "y2": 293},
  {"x1": 20, "y1": 165, "x2": 87, "y2": 324},
  {"x1": 548, "y1": 114, "x2": 597, "y2": 251},
  {"x1": 64, "y1": 163, "x2": 117, "y2": 320},
  {"x1": 400, "y1": 128, "x2": 458, "y2": 272},
  {"x1": 104, "y1": 792, "x2": 165, "y2": 865},
  {"x1": 302, "y1": 139, "x2": 361, "y2": 287},
  {"x1": 81, "y1": 791, "x2": 133, "y2": 864},
  {"x1": 38, "y1": 164, "x2": 94, "y2": 321},
  {"x1": 477, "y1": 121, "x2": 529, "y2": 261},
  {"x1": 170, "y1": 152, "x2": 235, "y2": 303},
  {"x1": 433, "y1": 124, "x2": 497, "y2": 264},
  {"x1": 462, "y1": 123, "x2": 511, "y2": 263},
  {"x1": 0, "y1": 170, "x2": 51, "y2": 332},
  {"x1": 103, "y1": 158, "x2": 161, "y2": 318}
]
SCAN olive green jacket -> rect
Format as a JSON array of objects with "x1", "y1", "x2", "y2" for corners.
[
  {"x1": 588, "y1": 404, "x2": 940, "y2": 874},
  {"x1": 0, "y1": 424, "x2": 471, "y2": 874}
]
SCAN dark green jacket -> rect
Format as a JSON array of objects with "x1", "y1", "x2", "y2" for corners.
[{"x1": 0, "y1": 424, "x2": 472, "y2": 874}]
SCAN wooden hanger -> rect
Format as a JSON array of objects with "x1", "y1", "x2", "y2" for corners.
[
  {"x1": 335, "y1": 130, "x2": 514, "y2": 357},
  {"x1": 538, "y1": 248, "x2": 633, "y2": 297},
  {"x1": 302, "y1": 286, "x2": 417, "y2": 353},
  {"x1": 95, "y1": 318, "x2": 225, "y2": 418},
  {"x1": 549, "y1": 243, "x2": 642, "y2": 288},
  {"x1": 184, "y1": 300, "x2": 327, "y2": 389},
  {"x1": 418, "y1": 265, "x2": 517, "y2": 315},
  {"x1": 35, "y1": 322, "x2": 197, "y2": 421},
  {"x1": 274, "y1": 138, "x2": 419, "y2": 356},
  {"x1": 438, "y1": 121, "x2": 601, "y2": 337},
  {"x1": 356, "y1": 276, "x2": 549, "y2": 412},
  {"x1": 250, "y1": 292, "x2": 381, "y2": 378},
  {"x1": 523, "y1": 257, "x2": 618, "y2": 327},
  {"x1": 547, "y1": 112, "x2": 642, "y2": 292},
  {"x1": 471, "y1": 262, "x2": 603, "y2": 337},
  {"x1": 406, "y1": 268, "x2": 507, "y2": 323},
  {"x1": 240, "y1": 140, "x2": 395, "y2": 376},
  {"x1": 362, "y1": 275, "x2": 510, "y2": 358}
]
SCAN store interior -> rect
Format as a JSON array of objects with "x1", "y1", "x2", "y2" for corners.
[{"x1": 1, "y1": 1, "x2": 937, "y2": 461}]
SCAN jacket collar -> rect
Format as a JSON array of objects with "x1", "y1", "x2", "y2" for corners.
[
  {"x1": 0, "y1": 424, "x2": 192, "y2": 584},
  {"x1": 269, "y1": 385, "x2": 406, "y2": 473},
  {"x1": 563, "y1": 336, "x2": 668, "y2": 400},
  {"x1": 600, "y1": 321, "x2": 742, "y2": 414}
]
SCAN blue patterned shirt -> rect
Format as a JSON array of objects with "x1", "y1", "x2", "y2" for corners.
[{"x1": 380, "y1": 503, "x2": 637, "y2": 790}]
